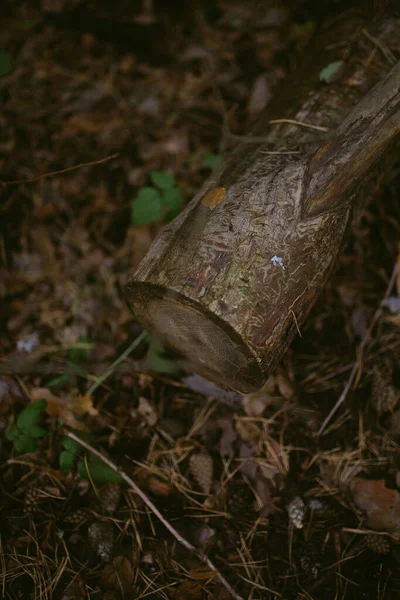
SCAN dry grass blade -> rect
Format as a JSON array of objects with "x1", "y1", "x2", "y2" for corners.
[
  {"x1": 65, "y1": 431, "x2": 244, "y2": 600},
  {"x1": 87, "y1": 330, "x2": 148, "y2": 395}
]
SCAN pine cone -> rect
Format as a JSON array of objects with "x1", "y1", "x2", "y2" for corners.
[
  {"x1": 189, "y1": 451, "x2": 213, "y2": 495},
  {"x1": 365, "y1": 534, "x2": 391, "y2": 555},
  {"x1": 64, "y1": 508, "x2": 91, "y2": 527},
  {"x1": 88, "y1": 521, "x2": 115, "y2": 561},
  {"x1": 299, "y1": 554, "x2": 319, "y2": 578},
  {"x1": 99, "y1": 483, "x2": 122, "y2": 515},
  {"x1": 24, "y1": 486, "x2": 41, "y2": 514},
  {"x1": 227, "y1": 482, "x2": 255, "y2": 516},
  {"x1": 287, "y1": 496, "x2": 305, "y2": 529}
]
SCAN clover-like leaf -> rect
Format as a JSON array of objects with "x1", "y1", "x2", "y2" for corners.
[
  {"x1": 163, "y1": 187, "x2": 184, "y2": 222},
  {"x1": 60, "y1": 450, "x2": 77, "y2": 473},
  {"x1": 204, "y1": 152, "x2": 222, "y2": 170},
  {"x1": 78, "y1": 456, "x2": 124, "y2": 483},
  {"x1": 14, "y1": 434, "x2": 38, "y2": 453},
  {"x1": 6, "y1": 424, "x2": 19, "y2": 442},
  {"x1": 132, "y1": 187, "x2": 163, "y2": 225},
  {"x1": 150, "y1": 170, "x2": 175, "y2": 190},
  {"x1": 0, "y1": 52, "x2": 12, "y2": 77},
  {"x1": 16, "y1": 399, "x2": 47, "y2": 432},
  {"x1": 62, "y1": 430, "x2": 96, "y2": 455},
  {"x1": 28, "y1": 424, "x2": 47, "y2": 439}
]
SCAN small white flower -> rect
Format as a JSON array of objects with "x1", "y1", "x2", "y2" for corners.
[
  {"x1": 271, "y1": 255, "x2": 285, "y2": 270},
  {"x1": 17, "y1": 332, "x2": 40, "y2": 353}
]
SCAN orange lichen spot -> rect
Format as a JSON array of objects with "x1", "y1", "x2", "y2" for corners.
[
  {"x1": 201, "y1": 187, "x2": 226, "y2": 209},
  {"x1": 313, "y1": 142, "x2": 329, "y2": 161}
]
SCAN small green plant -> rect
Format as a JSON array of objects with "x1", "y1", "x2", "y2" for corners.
[
  {"x1": 319, "y1": 60, "x2": 345, "y2": 83},
  {"x1": 6, "y1": 399, "x2": 47, "y2": 452},
  {"x1": 60, "y1": 430, "x2": 123, "y2": 483},
  {"x1": 0, "y1": 51, "x2": 12, "y2": 77},
  {"x1": 66, "y1": 336, "x2": 92, "y2": 365},
  {"x1": 47, "y1": 337, "x2": 93, "y2": 388},
  {"x1": 131, "y1": 170, "x2": 184, "y2": 226},
  {"x1": 203, "y1": 152, "x2": 222, "y2": 170},
  {"x1": 145, "y1": 337, "x2": 180, "y2": 375}
]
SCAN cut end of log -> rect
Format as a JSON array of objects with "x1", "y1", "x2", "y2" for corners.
[{"x1": 124, "y1": 282, "x2": 264, "y2": 393}]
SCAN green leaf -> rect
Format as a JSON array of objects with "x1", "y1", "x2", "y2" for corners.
[
  {"x1": 150, "y1": 170, "x2": 175, "y2": 190},
  {"x1": 14, "y1": 434, "x2": 37, "y2": 453},
  {"x1": 62, "y1": 430, "x2": 96, "y2": 454},
  {"x1": 16, "y1": 399, "x2": 47, "y2": 432},
  {"x1": 59, "y1": 450, "x2": 77, "y2": 473},
  {"x1": 28, "y1": 424, "x2": 47, "y2": 439},
  {"x1": 204, "y1": 152, "x2": 222, "y2": 170},
  {"x1": 6, "y1": 424, "x2": 19, "y2": 441},
  {"x1": 0, "y1": 52, "x2": 12, "y2": 77},
  {"x1": 77, "y1": 456, "x2": 124, "y2": 483},
  {"x1": 67, "y1": 337, "x2": 92, "y2": 364},
  {"x1": 17, "y1": 19, "x2": 38, "y2": 30},
  {"x1": 291, "y1": 20, "x2": 315, "y2": 40},
  {"x1": 132, "y1": 187, "x2": 163, "y2": 225},
  {"x1": 145, "y1": 338, "x2": 180, "y2": 375},
  {"x1": 163, "y1": 187, "x2": 184, "y2": 221},
  {"x1": 319, "y1": 60, "x2": 344, "y2": 83},
  {"x1": 47, "y1": 374, "x2": 68, "y2": 388}
]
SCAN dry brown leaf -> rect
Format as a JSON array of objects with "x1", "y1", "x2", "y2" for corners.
[
  {"x1": 350, "y1": 478, "x2": 400, "y2": 533},
  {"x1": 71, "y1": 392, "x2": 98, "y2": 416},
  {"x1": 32, "y1": 387, "x2": 81, "y2": 428},
  {"x1": 235, "y1": 417, "x2": 261, "y2": 441},
  {"x1": 101, "y1": 556, "x2": 133, "y2": 595},
  {"x1": 187, "y1": 568, "x2": 218, "y2": 581},
  {"x1": 146, "y1": 476, "x2": 174, "y2": 497},
  {"x1": 218, "y1": 416, "x2": 237, "y2": 456},
  {"x1": 175, "y1": 580, "x2": 203, "y2": 600},
  {"x1": 242, "y1": 375, "x2": 276, "y2": 416},
  {"x1": 276, "y1": 371, "x2": 296, "y2": 400},
  {"x1": 248, "y1": 73, "x2": 271, "y2": 114}
]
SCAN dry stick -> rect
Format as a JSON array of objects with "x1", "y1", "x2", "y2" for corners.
[
  {"x1": 0, "y1": 153, "x2": 119, "y2": 186},
  {"x1": 317, "y1": 261, "x2": 398, "y2": 436},
  {"x1": 65, "y1": 431, "x2": 244, "y2": 600}
]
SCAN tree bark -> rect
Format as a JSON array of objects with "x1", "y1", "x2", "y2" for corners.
[{"x1": 125, "y1": 9, "x2": 400, "y2": 393}]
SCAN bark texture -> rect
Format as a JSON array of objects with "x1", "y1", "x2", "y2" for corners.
[{"x1": 125, "y1": 10, "x2": 400, "y2": 393}]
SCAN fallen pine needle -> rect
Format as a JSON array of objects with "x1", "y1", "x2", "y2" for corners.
[
  {"x1": 1, "y1": 153, "x2": 119, "y2": 185},
  {"x1": 317, "y1": 261, "x2": 398, "y2": 436},
  {"x1": 268, "y1": 118, "x2": 329, "y2": 132},
  {"x1": 65, "y1": 430, "x2": 244, "y2": 600}
]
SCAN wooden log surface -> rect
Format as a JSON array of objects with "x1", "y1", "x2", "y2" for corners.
[{"x1": 125, "y1": 9, "x2": 400, "y2": 393}]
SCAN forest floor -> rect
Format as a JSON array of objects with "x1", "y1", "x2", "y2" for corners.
[{"x1": 1, "y1": 1, "x2": 400, "y2": 599}]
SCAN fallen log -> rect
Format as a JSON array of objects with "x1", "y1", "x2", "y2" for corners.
[{"x1": 125, "y1": 9, "x2": 400, "y2": 393}]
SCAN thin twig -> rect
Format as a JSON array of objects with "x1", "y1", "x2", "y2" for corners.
[
  {"x1": 268, "y1": 118, "x2": 329, "y2": 132},
  {"x1": 0, "y1": 153, "x2": 119, "y2": 186},
  {"x1": 227, "y1": 134, "x2": 301, "y2": 150},
  {"x1": 65, "y1": 431, "x2": 243, "y2": 600},
  {"x1": 361, "y1": 28, "x2": 396, "y2": 65},
  {"x1": 87, "y1": 330, "x2": 148, "y2": 396},
  {"x1": 317, "y1": 262, "x2": 398, "y2": 436}
]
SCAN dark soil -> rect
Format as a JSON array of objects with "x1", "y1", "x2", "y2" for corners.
[{"x1": 1, "y1": 1, "x2": 400, "y2": 599}]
